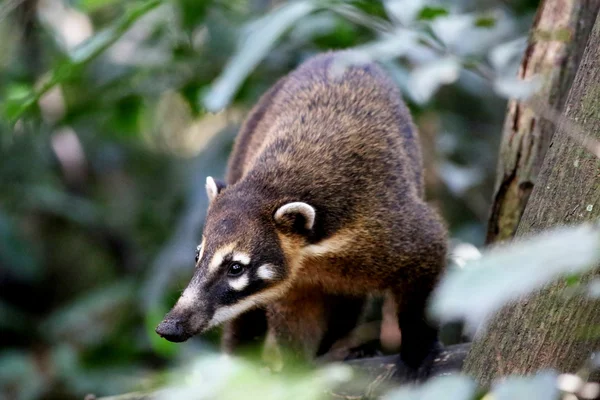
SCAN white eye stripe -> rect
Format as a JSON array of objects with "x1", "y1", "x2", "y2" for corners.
[
  {"x1": 257, "y1": 264, "x2": 277, "y2": 280},
  {"x1": 208, "y1": 243, "x2": 236, "y2": 273},
  {"x1": 228, "y1": 274, "x2": 250, "y2": 291},
  {"x1": 208, "y1": 283, "x2": 290, "y2": 328},
  {"x1": 232, "y1": 252, "x2": 251, "y2": 265},
  {"x1": 195, "y1": 237, "x2": 206, "y2": 263}
]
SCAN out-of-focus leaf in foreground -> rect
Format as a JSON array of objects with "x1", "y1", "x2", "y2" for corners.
[
  {"x1": 382, "y1": 375, "x2": 476, "y2": 400},
  {"x1": 201, "y1": 1, "x2": 319, "y2": 112},
  {"x1": 156, "y1": 354, "x2": 353, "y2": 400},
  {"x1": 431, "y1": 222, "x2": 600, "y2": 334},
  {"x1": 491, "y1": 371, "x2": 559, "y2": 400}
]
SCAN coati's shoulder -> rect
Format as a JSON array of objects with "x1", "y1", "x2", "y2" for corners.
[{"x1": 226, "y1": 51, "x2": 423, "y2": 194}]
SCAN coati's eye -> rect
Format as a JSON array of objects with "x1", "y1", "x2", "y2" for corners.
[
  {"x1": 227, "y1": 263, "x2": 245, "y2": 277},
  {"x1": 195, "y1": 244, "x2": 202, "y2": 263}
]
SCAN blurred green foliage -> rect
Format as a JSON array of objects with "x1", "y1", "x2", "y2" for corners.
[{"x1": 0, "y1": 0, "x2": 543, "y2": 399}]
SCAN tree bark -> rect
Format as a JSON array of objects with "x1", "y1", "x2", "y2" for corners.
[
  {"x1": 486, "y1": 0, "x2": 600, "y2": 244},
  {"x1": 464, "y1": 11, "x2": 600, "y2": 385}
]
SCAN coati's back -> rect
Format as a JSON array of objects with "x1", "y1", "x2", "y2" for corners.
[
  {"x1": 227, "y1": 52, "x2": 428, "y2": 243},
  {"x1": 229, "y1": 52, "x2": 422, "y2": 188}
]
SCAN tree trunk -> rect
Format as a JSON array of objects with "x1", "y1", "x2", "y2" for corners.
[
  {"x1": 464, "y1": 11, "x2": 600, "y2": 385},
  {"x1": 486, "y1": 0, "x2": 600, "y2": 244}
]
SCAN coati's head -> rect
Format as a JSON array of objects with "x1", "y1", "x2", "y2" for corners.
[{"x1": 155, "y1": 177, "x2": 316, "y2": 342}]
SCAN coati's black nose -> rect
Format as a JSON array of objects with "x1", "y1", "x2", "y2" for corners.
[{"x1": 155, "y1": 319, "x2": 189, "y2": 342}]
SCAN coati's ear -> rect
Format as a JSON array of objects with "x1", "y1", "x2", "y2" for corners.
[
  {"x1": 274, "y1": 202, "x2": 316, "y2": 232},
  {"x1": 206, "y1": 177, "x2": 226, "y2": 203}
]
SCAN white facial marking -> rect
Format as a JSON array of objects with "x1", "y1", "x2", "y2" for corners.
[
  {"x1": 195, "y1": 237, "x2": 206, "y2": 264},
  {"x1": 232, "y1": 252, "x2": 251, "y2": 265},
  {"x1": 257, "y1": 264, "x2": 277, "y2": 280},
  {"x1": 206, "y1": 176, "x2": 219, "y2": 202},
  {"x1": 208, "y1": 284, "x2": 289, "y2": 328},
  {"x1": 208, "y1": 243, "x2": 236, "y2": 273},
  {"x1": 209, "y1": 300, "x2": 256, "y2": 328},
  {"x1": 228, "y1": 274, "x2": 250, "y2": 291},
  {"x1": 275, "y1": 202, "x2": 316, "y2": 230}
]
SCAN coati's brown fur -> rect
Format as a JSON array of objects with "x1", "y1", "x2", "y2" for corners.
[{"x1": 156, "y1": 51, "x2": 448, "y2": 375}]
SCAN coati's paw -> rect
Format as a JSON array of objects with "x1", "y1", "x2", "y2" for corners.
[{"x1": 395, "y1": 341, "x2": 442, "y2": 383}]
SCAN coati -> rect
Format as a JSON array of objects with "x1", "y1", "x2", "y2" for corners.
[{"x1": 156, "y1": 51, "x2": 448, "y2": 376}]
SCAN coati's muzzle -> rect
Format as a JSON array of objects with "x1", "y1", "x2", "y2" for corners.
[
  {"x1": 155, "y1": 316, "x2": 190, "y2": 343},
  {"x1": 156, "y1": 313, "x2": 197, "y2": 343},
  {"x1": 155, "y1": 288, "x2": 215, "y2": 343},
  {"x1": 156, "y1": 310, "x2": 213, "y2": 343}
]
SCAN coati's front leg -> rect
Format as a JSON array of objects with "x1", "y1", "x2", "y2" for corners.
[
  {"x1": 394, "y1": 270, "x2": 442, "y2": 381},
  {"x1": 264, "y1": 286, "x2": 367, "y2": 368},
  {"x1": 265, "y1": 286, "x2": 330, "y2": 366}
]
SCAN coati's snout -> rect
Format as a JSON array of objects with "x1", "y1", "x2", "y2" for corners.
[
  {"x1": 156, "y1": 279, "x2": 216, "y2": 343},
  {"x1": 155, "y1": 316, "x2": 191, "y2": 343},
  {"x1": 156, "y1": 177, "x2": 317, "y2": 343}
]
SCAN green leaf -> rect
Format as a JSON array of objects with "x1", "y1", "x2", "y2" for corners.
[
  {"x1": 69, "y1": 0, "x2": 163, "y2": 63},
  {"x1": 431, "y1": 222, "x2": 600, "y2": 334},
  {"x1": 3, "y1": 0, "x2": 163, "y2": 125},
  {"x1": 2, "y1": 84, "x2": 37, "y2": 123},
  {"x1": 475, "y1": 16, "x2": 496, "y2": 28},
  {"x1": 417, "y1": 6, "x2": 449, "y2": 21},
  {"x1": 77, "y1": 0, "x2": 124, "y2": 12},
  {"x1": 177, "y1": 0, "x2": 213, "y2": 31},
  {"x1": 202, "y1": 1, "x2": 319, "y2": 112},
  {"x1": 155, "y1": 353, "x2": 353, "y2": 400}
]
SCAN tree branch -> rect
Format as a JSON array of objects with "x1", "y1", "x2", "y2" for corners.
[{"x1": 88, "y1": 343, "x2": 471, "y2": 400}]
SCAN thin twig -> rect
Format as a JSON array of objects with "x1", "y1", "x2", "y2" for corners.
[{"x1": 328, "y1": 4, "x2": 395, "y2": 34}]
